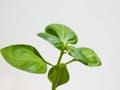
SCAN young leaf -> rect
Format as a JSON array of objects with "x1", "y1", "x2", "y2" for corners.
[
  {"x1": 45, "y1": 24, "x2": 78, "y2": 44},
  {"x1": 48, "y1": 64, "x2": 69, "y2": 89},
  {"x1": 69, "y1": 47, "x2": 101, "y2": 67},
  {"x1": 37, "y1": 33, "x2": 64, "y2": 50},
  {"x1": 37, "y1": 24, "x2": 78, "y2": 50},
  {"x1": 0, "y1": 44, "x2": 47, "y2": 74}
]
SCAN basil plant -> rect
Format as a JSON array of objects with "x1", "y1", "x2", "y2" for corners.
[{"x1": 0, "y1": 24, "x2": 102, "y2": 90}]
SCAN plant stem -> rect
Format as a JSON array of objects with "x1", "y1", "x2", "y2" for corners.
[
  {"x1": 51, "y1": 50, "x2": 65, "y2": 90},
  {"x1": 52, "y1": 85, "x2": 56, "y2": 90},
  {"x1": 52, "y1": 88, "x2": 56, "y2": 90},
  {"x1": 65, "y1": 59, "x2": 76, "y2": 65},
  {"x1": 56, "y1": 50, "x2": 64, "y2": 66}
]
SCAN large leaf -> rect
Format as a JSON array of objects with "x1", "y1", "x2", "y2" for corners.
[
  {"x1": 69, "y1": 47, "x2": 101, "y2": 67},
  {"x1": 37, "y1": 24, "x2": 78, "y2": 50},
  {"x1": 0, "y1": 44, "x2": 47, "y2": 74},
  {"x1": 48, "y1": 64, "x2": 69, "y2": 89}
]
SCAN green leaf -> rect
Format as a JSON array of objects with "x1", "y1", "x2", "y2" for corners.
[
  {"x1": 48, "y1": 64, "x2": 69, "y2": 89},
  {"x1": 69, "y1": 47, "x2": 102, "y2": 67},
  {"x1": 45, "y1": 24, "x2": 78, "y2": 44},
  {"x1": 37, "y1": 24, "x2": 78, "y2": 50},
  {"x1": 37, "y1": 33, "x2": 64, "y2": 50},
  {"x1": 0, "y1": 44, "x2": 47, "y2": 74}
]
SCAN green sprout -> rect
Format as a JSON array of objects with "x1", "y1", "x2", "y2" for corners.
[{"x1": 0, "y1": 24, "x2": 102, "y2": 90}]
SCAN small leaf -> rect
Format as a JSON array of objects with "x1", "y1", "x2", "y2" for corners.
[
  {"x1": 68, "y1": 46, "x2": 87, "y2": 61},
  {"x1": 48, "y1": 64, "x2": 69, "y2": 89},
  {"x1": 69, "y1": 47, "x2": 102, "y2": 67},
  {"x1": 0, "y1": 44, "x2": 47, "y2": 74},
  {"x1": 37, "y1": 24, "x2": 78, "y2": 50},
  {"x1": 37, "y1": 33, "x2": 64, "y2": 50},
  {"x1": 45, "y1": 24, "x2": 78, "y2": 44}
]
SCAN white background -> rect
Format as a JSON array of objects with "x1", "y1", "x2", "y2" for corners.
[{"x1": 0, "y1": 0, "x2": 120, "y2": 90}]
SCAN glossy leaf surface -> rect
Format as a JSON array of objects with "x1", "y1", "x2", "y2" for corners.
[
  {"x1": 0, "y1": 44, "x2": 47, "y2": 74},
  {"x1": 37, "y1": 24, "x2": 78, "y2": 50},
  {"x1": 45, "y1": 24, "x2": 78, "y2": 44},
  {"x1": 37, "y1": 33, "x2": 64, "y2": 50},
  {"x1": 69, "y1": 47, "x2": 101, "y2": 67},
  {"x1": 48, "y1": 64, "x2": 69, "y2": 89}
]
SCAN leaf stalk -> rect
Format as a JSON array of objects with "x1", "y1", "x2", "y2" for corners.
[
  {"x1": 42, "y1": 59, "x2": 54, "y2": 66},
  {"x1": 65, "y1": 59, "x2": 76, "y2": 65}
]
